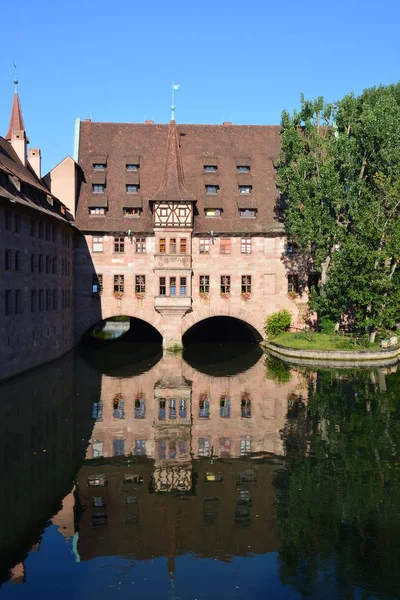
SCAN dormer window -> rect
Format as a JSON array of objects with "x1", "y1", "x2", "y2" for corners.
[
  {"x1": 93, "y1": 184, "x2": 105, "y2": 193},
  {"x1": 204, "y1": 165, "x2": 217, "y2": 172},
  {"x1": 239, "y1": 209, "x2": 256, "y2": 218},
  {"x1": 205, "y1": 208, "x2": 222, "y2": 217},
  {"x1": 89, "y1": 207, "x2": 106, "y2": 215},
  {"x1": 126, "y1": 164, "x2": 139, "y2": 171},
  {"x1": 239, "y1": 185, "x2": 252, "y2": 194},
  {"x1": 237, "y1": 165, "x2": 250, "y2": 173},
  {"x1": 93, "y1": 163, "x2": 106, "y2": 171},
  {"x1": 126, "y1": 184, "x2": 139, "y2": 194},
  {"x1": 124, "y1": 207, "x2": 141, "y2": 217},
  {"x1": 206, "y1": 185, "x2": 219, "y2": 195}
]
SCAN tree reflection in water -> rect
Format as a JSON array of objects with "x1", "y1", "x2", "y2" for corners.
[{"x1": 274, "y1": 367, "x2": 400, "y2": 599}]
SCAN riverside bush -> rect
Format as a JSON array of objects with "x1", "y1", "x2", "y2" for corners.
[{"x1": 265, "y1": 310, "x2": 292, "y2": 338}]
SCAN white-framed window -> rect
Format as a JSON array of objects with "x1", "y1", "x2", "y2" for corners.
[
  {"x1": 126, "y1": 164, "x2": 139, "y2": 171},
  {"x1": 237, "y1": 165, "x2": 250, "y2": 173},
  {"x1": 92, "y1": 184, "x2": 105, "y2": 193},
  {"x1": 206, "y1": 184, "x2": 219, "y2": 194},
  {"x1": 205, "y1": 208, "x2": 221, "y2": 217},
  {"x1": 204, "y1": 165, "x2": 217, "y2": 172},
  {"x1": 93, "y1": 163, "x2": 106, "y2": 171},
  {"x1": 239, "y1": 185, "x2": 252, "y2": 194},
  {"x1": 93, "y1": 236, "x2": 103, "y2": 252},
  {"x1": 126, "y1": 184, "x2": 139, "y2": 194}
]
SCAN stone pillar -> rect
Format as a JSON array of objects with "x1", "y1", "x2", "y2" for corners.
[{"x1": 160, "y1": 309, "x2": 186, "y2": 351}]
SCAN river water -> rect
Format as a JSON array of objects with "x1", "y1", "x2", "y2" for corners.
[{"x1": 1, "y1": 339, "x2": 399, "y2": 600}]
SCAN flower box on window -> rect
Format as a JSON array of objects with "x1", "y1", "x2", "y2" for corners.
[
  {"x1": 135, "y1": 292, "x2": 145, "y2": 300},
  {"x1": 241, "y1": 291, "x2": 251, "y2": 301},
  {"x1": 199, "y1": 291, "x2": 210, "y2": 301},
  {"x1": 288, "y1": 291, "x2": 298, "y2": 300},
  {"x1": 114, "y1": 291, "x2": 124, "y2": 300},
  {"x1": 220, "y1": 292, "x2": 231, "y2": 300}
]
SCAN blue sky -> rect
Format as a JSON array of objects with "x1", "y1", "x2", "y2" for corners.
[{"x1": 1, "y1": 0, "x2": 399, "y2": 174}]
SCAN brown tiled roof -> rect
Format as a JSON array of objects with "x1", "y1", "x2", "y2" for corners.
[
  {"x1": 0, "y1": 136, "x2": 72, "y2": 224},
  {"x1": 5, "y1": 93, "x2": 29, "y2": 142},
  {"x1": 75, "y1": 121, "x2": 283, "y2": 234}
]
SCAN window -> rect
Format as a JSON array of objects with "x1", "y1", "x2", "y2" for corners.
[
  {"x1": 288, "y1": 274, "x2": 298, "y2": 293},
  {"x1": 239, "y1": 185, "x2": 252, "y2": 194},
  {"x1": 205, "y1": 208, "x2": 221, "y2": 217},
  {"x1": 170, "y1": 277, "x2": 176, "y2": 296},
  {"x1": 180, "y1": 277, "x2": 187, "y2": 296},
  {"x1": 159, "y1": 276, "x2": 166, "y2": 296},
  {"x1": 199, "y1": 395, "x2": 210, "y2": 418},
  {"x1": 178, "y1": 208, "x2": 187, "y2": 217},
  {"x1": 53, "y1": 289, "x2": 58, "y2": 310},
  {"x1": 15, "y1": 251, "x2": 21, "y2": 271},
  {"x1": 38, "y1": 222, "x2": 44, "y2": 238},
  {"x1": 220, "y1": 395, "x2": 230, "y2": 418},
  {"x1": 31, "y1": 290, "x2": 37, "y2": 312},
  {"x1": 206, "y1": 185, "x2": 219, "y2": 194},
  {"x1": 89, "y1": 207, "x2": 106, "y2": 215},
  {"x1": 135, "y1": 275, "x2": 146, "y2": 294},
  {"x1": 39, "y1": 255, "x2": 44, "y2": 273},
  {"x1": 220, "y1": 437, "x2": 231, "y2": 457},
  {"x1": 31, "y1": 219, "x2": 36, "y2": 237},
  {"x1": 113, "y1": 439, "x2": 125, "y2": 456},
  {"x1": 14, "y1": 214, "x2": 21, "y2": 233},
  {"x1": 52, "y1": 225, "x2": 57, "y2": 242},
  {"x1": 114, "y1": 275, "x2": 124, "y2": 294},
  {"x1": 93, "y1": 163, "x2": 106, "y2": 170},
  {"x1": 220, "y1": 275, "x2": 231, "y2": 294},
  {"x1": 241, "y1": 393, "x2": 251, "y2": 418},
  {"x1": 92, "y1": 273, "x2": 103, "y2": 295},
  {"x1": 170, "y1": 238, "x2": 177, "y2": 254},
  {"x1": 123, "y1": 207, "x2": 141, "y2": 217},
  {"x1": 46, "y1": 289, "x2": 51, "y2": 311},
  {"x1": 5, "y1": 212, "x2": 11, "y2": 231},
  {"x1": 179, "y1": 399, "x2": 187, "y2": 418},
  {"x1": 114, "y1": 237, "x2": 125, "y2": 253},
  {"x1": 287, "y1": 238, "x2": 298, "y2": 254},
  {"x1": 46, "y1": 256, "x2": 51, "y2": 274},
  {"x1": 31, "y1": 254, "x2": 36, "y2": 273},
  {"x1": 93, "y1": 184, "x2": 105, "y2": 193},
  {"x1": 200, "y1": 275, "x2": 210, "y2": 293},
  {"x1": 52, "y1": 257, "x2": 57, "y2": 274},
  {"x1": 126, "y1": 163, "x2": 139, "y2": 171},
  {"x1": 199, "y1": 238, "x2": 210, "y2": 254},
  {"x1": 113, "y1": 397, "x2": 125, "y2": 419},
  {"x1": 126, "y1": 184, "x2": 139, "y2": 194},
  {"x1": 220, "y1": 238, "x2": 231, "y2": 254},
  {"x1": 199, "y1": 438, "x2": 210, "y2": 457},
  {"x1": 159, "y1": 238, "x2": 166, "y2": 253},
  {"x1": 204, "y1": 165, "x2": 217, "y2": 172},
  {"x1": 169, "y1": 399, "x2": 177, "y2": 420},
  {"x1": 241, "y1": 238, "x2": 252, "y2": 254},
  {"x1": 5, "y1": 249, "x2": 11, "y2": 271},
  {"x1": 237, "y1": 165, "x2": 250, "y2": 172},
  {"x1": 135, "y1": 397, "x2": 146, "y2": 419},
  {"x1": 39, "y1": 290, "x2": 44, "y2": 312},
  {"x1": 240, "y1": 435, "x2": 251, "y2": 456},
  {"x1": 5, "y1": 290, "x2": 12, "y2": 315},
  {"x1": 15, "y1": 289, "x2": 23, "y2": 314},
  {"x1": 135, "y1": 440, "x2": 146, "y2": 456},
  {"x1": 239, "y1": 209, "x2": 256, "y2": 218},
  {"x1": 46, "y1": 224, "x2": 51, "y2": 241},
  {"x1": 93, "y1": 236, "x2": 103, "y2": 252},
  {"x1": 159, "y1": 399, "x2": 166, "y2": 420},
  {"x1": 160, "y1": 207, "x2": 168, "y2": 216},
  {"x1": 241, "y1": 275, "x2": 252, "y2": 294},
  {"x1": 135, "y1": 237, "x2": 146, "y2": 253},
  {"x1": 180, "y1": 239, "x2": 187, "y2": 254}
]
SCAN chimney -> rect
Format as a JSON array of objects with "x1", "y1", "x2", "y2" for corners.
[
  {"x1": 223, "y1": 121, "x2": 232, "y2": 126},
  {"x1": 144, "y1": 120, "x2": 154, "y2": 124},
  {"x1": 28, "y1": 148, "x2": 41, "y2": 179}
]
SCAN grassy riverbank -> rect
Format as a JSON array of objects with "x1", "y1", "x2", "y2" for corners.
[{"x1": 271, "y1": 332, "x2": 380, "y2": 351}]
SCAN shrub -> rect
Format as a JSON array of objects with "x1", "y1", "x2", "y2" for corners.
[
  {"x1": 319, "y1": 317, "x2": 336, "y2": 335},
  {"x1": 265, "y1": 310, "x2": 292, "y2": 338}
]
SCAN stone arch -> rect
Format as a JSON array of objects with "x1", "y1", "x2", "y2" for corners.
[
  {"x1": 181, "y1": 306, "x2": 264, "y2": 342},
  {"x1": 77, "y1": 307, "x2": 164, "y2": 343}
]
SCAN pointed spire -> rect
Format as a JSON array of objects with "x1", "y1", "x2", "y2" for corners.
[
  {"x1": 153, "y1": 119, "x2": 195, "y2": 202},
  {"x1": 5, "y1": 87, "x2": 29, "y2": 142}
]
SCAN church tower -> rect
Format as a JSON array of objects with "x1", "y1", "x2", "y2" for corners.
[{"x1": 5, "y1": 78, "x2": 29, "y2": 167}]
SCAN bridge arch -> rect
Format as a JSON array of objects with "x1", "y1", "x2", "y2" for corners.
[
  {"x1": 77, "y1": 308, "x2": 164, "y2": 344},
  {"x1": 182, "y1": 308, "x2": 264, "y2": 342}
]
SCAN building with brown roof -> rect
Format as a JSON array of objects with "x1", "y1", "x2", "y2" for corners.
[
  {"x1": 0, "y1": 86, "x2": 75, "y2": 380},
  {"x1": 74, "y1": 113, "x2": 309, "y2": 346}
]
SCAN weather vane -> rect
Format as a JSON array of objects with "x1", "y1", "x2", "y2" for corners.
[
  {"x1": 170, "y1": 82, "x2": 180, "y2": 120},
  {"x1": 12, "y1": 62, "x2": 18, "y2": 92}
]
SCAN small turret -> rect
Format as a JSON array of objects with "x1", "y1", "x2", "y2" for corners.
[{"x1": 5, "y1": 79, "x2": 29, "y2": 166}]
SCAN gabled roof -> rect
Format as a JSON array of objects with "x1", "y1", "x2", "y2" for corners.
[
  {"x1": 5, "y1": 93, "x2": 29, "y2": 142},
  {"x1": 152, "y1": 120, "x2": 195, "y2": 202}
]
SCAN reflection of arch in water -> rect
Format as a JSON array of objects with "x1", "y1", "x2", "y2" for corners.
[{"x1": 183, "y1": 342, "x2": 263, "y2": 377}]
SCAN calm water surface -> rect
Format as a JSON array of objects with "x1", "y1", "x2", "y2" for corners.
[{"x1": 1, "y1": 340, "x2": 400, "y2": 600}]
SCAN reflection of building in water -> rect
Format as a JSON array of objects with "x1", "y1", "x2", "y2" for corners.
[{"x1": 70, "y1": 352, "x2": 307, "y2": 565}]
